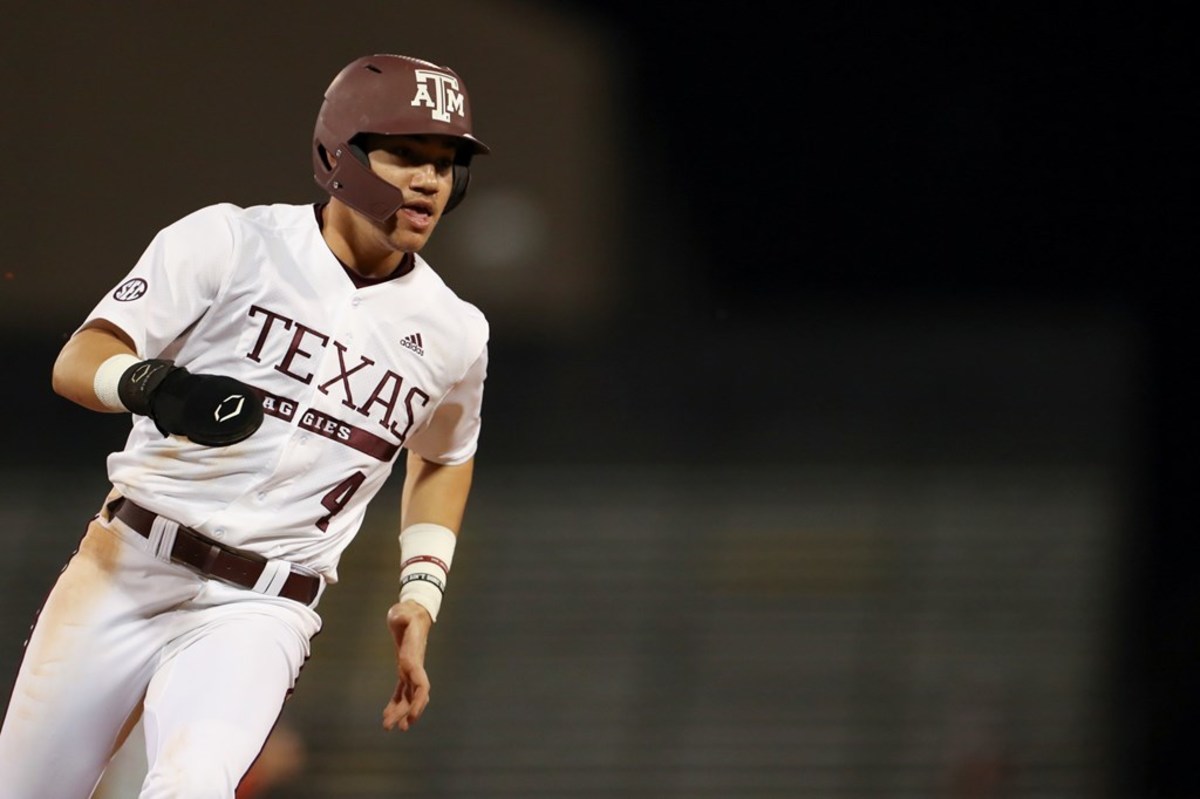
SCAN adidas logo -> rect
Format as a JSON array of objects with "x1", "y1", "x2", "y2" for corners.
[{"x1": 400, "y1": 332, "x2": 425, "y2": 356}]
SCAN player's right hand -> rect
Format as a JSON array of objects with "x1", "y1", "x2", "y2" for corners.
[{"x1": 117, "y1": 358, "x2": 264, "y2": 446}]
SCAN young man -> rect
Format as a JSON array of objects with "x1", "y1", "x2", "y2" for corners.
[{"x1": 0, "y1": 53, "x2": 490, "y2": 797}]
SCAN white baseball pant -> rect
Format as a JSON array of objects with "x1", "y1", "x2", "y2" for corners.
[{"x1": 0, "y1": 508, "x2": 322, "y2": 798}]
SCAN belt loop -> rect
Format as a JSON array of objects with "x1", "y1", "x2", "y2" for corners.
[
  {"x1": 146, "y1": 513, "x2": 178, "y2": 556},
  {"x1": 252, "y1": 560, "x2": 292, "y2": 597},
  {"x1": 149, "y1": 515, "x2": 180, "y2": 561}
]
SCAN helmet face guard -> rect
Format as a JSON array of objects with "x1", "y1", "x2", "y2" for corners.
[{"x1": 313, "y1": 54, "x2": 489, "y2": 221}]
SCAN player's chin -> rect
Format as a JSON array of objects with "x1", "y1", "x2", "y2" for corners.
[
  {"x1": 389, "y1": 214, "x2": 439, "y2": 251},
  {"x1": 388, "y1": 228, "x2": 435, "y2": 253}
]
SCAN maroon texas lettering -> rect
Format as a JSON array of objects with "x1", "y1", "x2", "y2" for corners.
[
  {"x1": 316, "y1": 342, "x2": 376, "y2": 409},
  {"x1": 247, "y1": 306, "x2": 330, "y2": 383},
  {"x1": 244, "y1": 304, "x2": 430, "y2": 442},
  {"x1": 276, "y1": 323, "x2": 329, "y2": 384},
  {"x1": 398, "y1": 386, "x2": 431, "y2": 442},
  {"x1": 245, "y1": 305, "x2": 292, "y2": 362}
]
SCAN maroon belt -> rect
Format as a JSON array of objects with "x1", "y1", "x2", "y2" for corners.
[{"x1": 108, "y1": 497, "x2": 320, "y2": 605}]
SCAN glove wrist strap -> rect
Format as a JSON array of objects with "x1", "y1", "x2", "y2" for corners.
[{"x1": 116, "y1": 358, "x2": 177, "y2": 417}]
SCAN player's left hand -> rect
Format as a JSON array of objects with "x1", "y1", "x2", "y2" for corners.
[{"x1": 382, "y1": 600, "x2": 433, "y2": 731}]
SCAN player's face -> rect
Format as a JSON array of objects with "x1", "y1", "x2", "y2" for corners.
[{"x1": 363, "y1": 134, "x2": 459, "y2": 252}]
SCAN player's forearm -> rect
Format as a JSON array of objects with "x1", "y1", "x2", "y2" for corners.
[
  {"x1": 400, "y1": 453, "x2": 474, "y2": 532},
  {"x1": 396, "y1": 453, "x2": 473, "y2": 623},
  {"x1": 51, "y1": 324, "x2": 137, "y2": 412}
]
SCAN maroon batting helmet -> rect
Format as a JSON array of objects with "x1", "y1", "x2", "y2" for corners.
[{"x1": 313, "y1": 54, "x2": 490, "y2": 221}]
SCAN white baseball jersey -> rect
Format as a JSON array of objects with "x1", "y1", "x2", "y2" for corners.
[{"x1": 82, "y1": 201, "x2": 488, "y2": 584}]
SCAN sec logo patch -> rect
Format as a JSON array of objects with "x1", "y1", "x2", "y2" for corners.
[{"x1": 113, "y1": 278, "x2": 148, "y2": 302}]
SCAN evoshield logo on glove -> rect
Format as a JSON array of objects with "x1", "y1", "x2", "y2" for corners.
[
  {"x1": 410, "y1": 69, "x2": 464, "y2": 123},
  {"x1": 215, "y1": 395, "x2": 247, "y2": 423}
]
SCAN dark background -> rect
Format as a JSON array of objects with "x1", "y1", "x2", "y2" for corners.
[
  {"x1": 588, "y1": 4, "x2": 1197, "y2": 792},
  {"x1": 1, "y1": 2, "x2": 1195, "y2": 796},
  {"x1": 587, "y1": 6, "x2": 1196, "y2": 793}
]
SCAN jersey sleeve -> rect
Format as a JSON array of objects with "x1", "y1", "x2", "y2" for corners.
[
  {"x1": 405, "y1": 344, "x2": 488, "y2": 466},
  {"x1": 79, "y1": 204, "x2": 238, "y2": 358}
]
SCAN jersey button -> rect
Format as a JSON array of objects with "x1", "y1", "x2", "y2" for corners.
[
  {"x1": 212, "y1": 528, "x2": 226, "y2": 539},
  {"x1": 351, "y1": 297, "x2": 362, "y2": 307}
]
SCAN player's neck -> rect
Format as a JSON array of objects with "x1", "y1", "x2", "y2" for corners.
[{"x1": 319, "y1": 201, "x2": 409, "y2": 279}]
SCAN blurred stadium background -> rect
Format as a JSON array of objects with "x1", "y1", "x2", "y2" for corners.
[{"x1": 1, "y1": 2, "x2": 1193, "y2": 797}]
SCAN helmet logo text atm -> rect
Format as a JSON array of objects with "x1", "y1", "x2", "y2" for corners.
[{"x1": 411, "y1": 70, "x2": 465, "y2": 123}]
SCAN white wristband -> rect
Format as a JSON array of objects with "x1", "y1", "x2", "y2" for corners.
[
  {"x1": 93, "y1": 354, "x2": 141, "y2": 412},
  {"x1": 398, "y1": 522, "x2": 457, "y2": 622}
]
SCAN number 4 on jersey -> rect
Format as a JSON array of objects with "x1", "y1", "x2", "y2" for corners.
[{"x1": 317, "y1": 472, "x2": 366, "y2": 531}]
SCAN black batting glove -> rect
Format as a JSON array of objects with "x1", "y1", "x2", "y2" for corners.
[{"x1": 117, "y1": 359, "x2": 264, "y2": 446}]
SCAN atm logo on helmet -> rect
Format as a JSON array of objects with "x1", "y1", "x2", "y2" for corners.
[{"x1": 410, "y1": 69, "x2": 465, "y2": 123}]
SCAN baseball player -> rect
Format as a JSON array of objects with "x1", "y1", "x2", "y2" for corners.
[{"x1": 0, "y1": 53, "x2": 489, "y2": 798}]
